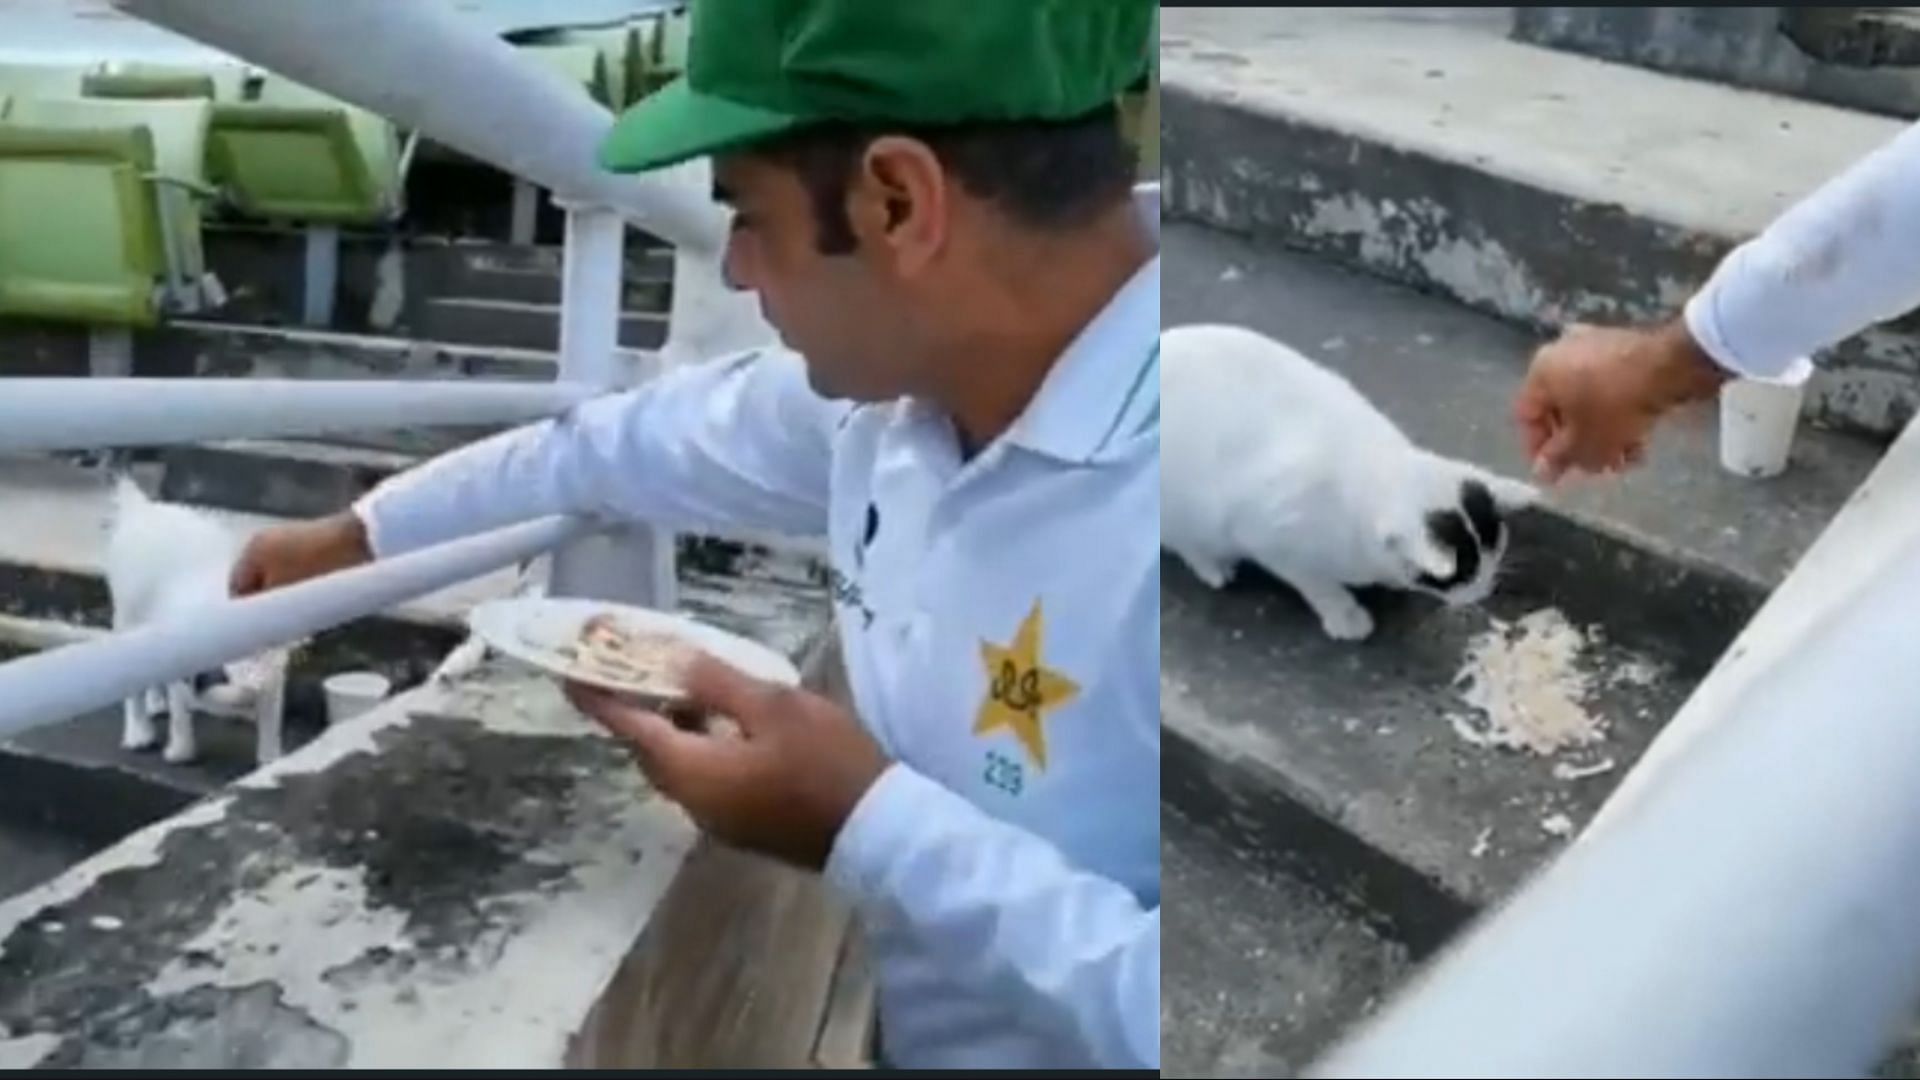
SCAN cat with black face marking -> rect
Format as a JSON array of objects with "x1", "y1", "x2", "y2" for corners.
[{"x1": 1162, "y1": 323, "x2": 1536, "y2": 641}]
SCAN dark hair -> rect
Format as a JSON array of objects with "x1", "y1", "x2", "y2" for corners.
[{"x1": 754, "y1": 104, "x2": 1137, "y2": 255}]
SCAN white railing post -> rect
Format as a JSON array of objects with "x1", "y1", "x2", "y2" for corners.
[
  {"x1": 0, "y1": 379, "x2": 592, "y2": 452},
  {"x1": 547, "y1": 202, "x2": 676, "y2": 610}
]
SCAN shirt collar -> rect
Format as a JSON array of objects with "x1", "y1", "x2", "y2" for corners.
[{"x1": 1001, "y1": 184, "x2": 1162, "y2": 465}]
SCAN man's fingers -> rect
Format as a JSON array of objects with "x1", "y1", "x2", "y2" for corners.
[
  {"x1": 1533, "y1": 424, "x2": 1578, "y2": 484},
  {"x1": 679, "y1": 653, "x2": 781, "y2": 735},
  {"x1": 229, "y1": 558, "x2": 263, "y2": 599},
  {"x1": 567, "y1": 682, "x2": 725, "y2": 785}
]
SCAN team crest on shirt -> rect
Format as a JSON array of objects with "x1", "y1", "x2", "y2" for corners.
[{"x1": 973, "y1": 600, "x2": 1080, "y2": 782}]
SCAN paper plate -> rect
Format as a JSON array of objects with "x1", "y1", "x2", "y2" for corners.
[{"x1": 467, "y1": 597, "x2": 800, "y2": 702}]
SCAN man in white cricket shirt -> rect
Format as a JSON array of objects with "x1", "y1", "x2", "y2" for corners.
[{"x1": 229, "y1": 0, "x2": 1159, "y2": 1070}]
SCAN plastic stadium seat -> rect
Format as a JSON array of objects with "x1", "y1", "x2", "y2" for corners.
[
  {"x1": 207, "y1": 76, "x2": 403, "y2": 226},
  {"x1": 0, "y1": 97, "x2": 220, "y2": 334}
]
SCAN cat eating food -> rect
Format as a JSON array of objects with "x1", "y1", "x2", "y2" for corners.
[{"x1": 1162, "y1": 323, "x2": 1536, "y2": 641}]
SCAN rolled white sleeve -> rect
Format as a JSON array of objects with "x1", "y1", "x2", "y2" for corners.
[
  {"x1": 1684, "y1": 119, "x2": 1920, "y2": 383},
  {"x1": 356, "y1": 348, "x2": 851, "y2": 558},
  {"x1": 825, "y1": 764, "x2": 1159, "y2": 1071}
]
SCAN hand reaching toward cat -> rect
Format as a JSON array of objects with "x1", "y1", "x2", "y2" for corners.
[
  {"x1": 566, "y1": 654, "x2": 889, "y2": 871},
  {"x1": 1515, "y1": 319, "x2": 1731, "y2": 483},
  {"x1": 230, "y1": 512, "x2": 375, "y2": 598}
]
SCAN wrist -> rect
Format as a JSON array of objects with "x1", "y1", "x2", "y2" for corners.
[
  {"x1": 1644, "y1": 317, "x2": 1732, "y2": 408},
  {"x1": 330, "y1": 510, "x2": 376, "y2": 565}
]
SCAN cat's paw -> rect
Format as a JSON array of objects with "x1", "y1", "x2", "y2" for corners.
[
  {"x1": 1318, "y1": 604, "x2": 1376, "y2": 642},
  {"x1": 162, "y1": 739, "x2": 200, "y2": 765},
  {"x1": 1175, "y1": 551, "x2": 1234, "y2": 590},
  {"x1": 121, "y1": 721, "x2": 158, "y2": 752}
]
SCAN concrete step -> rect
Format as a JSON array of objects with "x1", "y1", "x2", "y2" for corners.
[
  {"x1": 146, "y1": 438, "x2": 834, "y2": 594},
  {"x1": 438, "y1": 245, "x2": 674, "y2": 308},
  {"x1": 202, "y1": 226, "x2": 673, "y2": 333},
  {"x1": 6, "y1": 318, "x2": 563, "y2": 382},
  {"x1": 1511, "y1": 7, "x2": 1920, "y2": 120},
  {"x1": 158, "y1": 440, "x2": 416, "y2": 520},
  {"x1": 1165, "y1": 222, "x2": 1879, "y2": 593},
  {"x1": 417, "y1": 297, "x2": 671, "y2": 353},
  {"x1": 1158, "y1": 220, "x2": 1880, "y2": 974},
  {"x1": 1160, "y1": 6, "x2": 1920, "y2": 438},
  {"x1": 1162, "y1": 804, "x2": 1408, "y2": 1078}
]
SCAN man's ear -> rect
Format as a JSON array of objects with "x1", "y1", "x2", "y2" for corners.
[{"x1": 853, "y1": 136, "x2": 948, "y2": 273}]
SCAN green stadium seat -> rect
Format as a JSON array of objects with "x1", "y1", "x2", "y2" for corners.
[
  {"x1": 204, "y1": 76, "x2": 408, "y2": 324},
  {"x1": 0, "y1": 97, "x2": 219, "y2": 346}
]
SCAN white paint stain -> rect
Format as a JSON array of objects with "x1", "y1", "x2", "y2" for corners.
[
  {"x1": 0, "y1": 1032, "x2": 62, "y2": 1069},
  {"x1": 0, "y1": 797, "x2": 233, "y2": 964}
]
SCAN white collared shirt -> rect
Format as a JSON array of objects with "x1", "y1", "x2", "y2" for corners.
[
  {"x1": 358, "y1": 187, "x2": 1162, "y2": 1071},
  {"x1": 1685, "y1": 118, "x2": 1920, "y2": 385}
]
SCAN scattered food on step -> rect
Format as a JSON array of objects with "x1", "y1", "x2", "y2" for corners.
[
  {"x1": 1469, "y1": 826, "x2": 1493, "y2": 858},
  {"x1": 1540, "y1": 813, "x2": 1575, "y2": 838},
  {"x1": 1219, "y1": 265, "x2": 1243, "y2": 282},
  {"x1": 1450, "y1": 608, "x2": 1608, "y2": 756},
  {"x1": 89, "y1": 916, "x2": 123, "y2": 931},
  {"x1": 1610, "y1": 657, "x2": 1662, "y2": 688},
  {"x1": 1321, "y1": 336, "x2": 1347, "y2": 351},
  {"x1": 1551, "y1": 757, "x2": 1618, "y2": 782}
]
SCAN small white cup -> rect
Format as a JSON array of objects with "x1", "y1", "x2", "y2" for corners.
[
  {"x1": 1719, "y1": 376, "x2": 1806, "y2": 479},
  {"x1": 322, "y1": 671, "x2": 392, "y2": 726}
]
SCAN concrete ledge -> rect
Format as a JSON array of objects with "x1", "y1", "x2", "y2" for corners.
[
  {"x1": 1160, "y1": 7, "x2": 1920, "y2": 436},
  {"x1": 0, "y1": 571, "x2": 837, "y2": 1068}
]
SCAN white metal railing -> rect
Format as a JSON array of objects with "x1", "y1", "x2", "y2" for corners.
[
  {"x1": 0, "y1": 518, "x2": 585, "y2": 741},
  {"x1": 1309, "y1": 530, "x2": 1920, "y2": 1078},
  {"x1": 0, "y1": 379, "x2": 592, "y2": 451},
  {"x1": 0, "y1": 0, "x2": 773, "y2": 742}
]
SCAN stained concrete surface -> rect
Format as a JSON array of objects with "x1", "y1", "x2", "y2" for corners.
[{"x1": 0, "y1": 562, "x2": 830, "y2": 1068}]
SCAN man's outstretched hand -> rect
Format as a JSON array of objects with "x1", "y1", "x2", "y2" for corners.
[
  {"x1": 567, "y1": 653, "x2": 890, "y2": 871},
  {"x1": 230, "y1": 512, "x2": 374, "y2": 598},
  {"x1": 1515, "y1": 319, "x2": 1731, "y2": 484}
]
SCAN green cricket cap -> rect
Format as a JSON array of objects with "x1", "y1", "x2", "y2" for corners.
[{"x1": 599, "y1": 0, "x2": 1156, "y2": 174}]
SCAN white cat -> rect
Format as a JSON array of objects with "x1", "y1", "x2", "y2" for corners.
[
  {"x1": 1161, "y1": 323, "x2": 1537, "y2": 641},
  {"x1": 105, "y1": 476, "x2": 289, "y2": 765}
]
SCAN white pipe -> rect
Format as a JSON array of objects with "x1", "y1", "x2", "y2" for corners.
[
  {"x1": 112, "y1": 0, "x2": 728, "y2": 252},
  {"x1": 1309, "y1": 532, "x2": 1920, "y2": 1080},
  {"x1": 0, "y1": 516, "x2": 585, "y2": 741},
  {"x1": 548, "y1": 205, "x2": 678, "y2": 609},
  {"x1": 0, "y1": 378, "x2": 595, "y2": 452},
  {"x1": 556, "y1": 206, "x2": 626, "y2": 385}
]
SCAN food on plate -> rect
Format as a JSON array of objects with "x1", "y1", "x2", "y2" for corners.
[{"x1": 552, "y1": 612, "x2": 697, "y2": 695}]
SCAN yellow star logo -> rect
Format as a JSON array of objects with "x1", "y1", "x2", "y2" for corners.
[{"x1": 973, "y1": 600, "x2": 1080, "y2": 771}]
